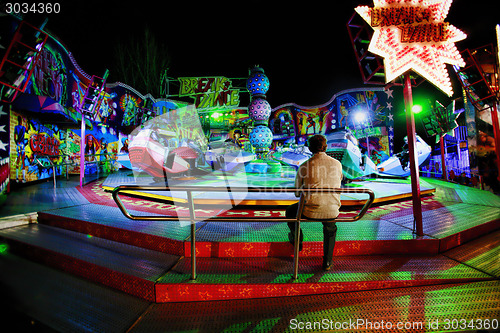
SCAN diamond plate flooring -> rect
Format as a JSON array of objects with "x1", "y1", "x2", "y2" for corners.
[
  {"x1": 0, "y1": 177, "x2": 89, "y2": 218},
  {"x1": 39, "y1": 203, "x2": 195, "y2": 241},
  {"x1": 159, "y1": 255, "x2": 491, "y2": 285},
  {"x1": 0, "y1": 185, "x2": 498, "y2": 330},
  {"x1": 443, "y1": 230, "x2": 500, "y2": 278},
  {"x1": 0, "y1": 224, "x2": 180, "y2": 282},
  {"x1": 1, "y1": 252, "x2": 498, "y2": 332},
  {"x1": 0, "y1": 176, "x2": 499, "y2": 308}
]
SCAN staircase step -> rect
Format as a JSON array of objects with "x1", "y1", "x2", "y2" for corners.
[
  {"x1": 0, "y1": 252, "x2": 150, "y2": 332},
  {"x1": 154, "y1": 254, "x2": 493, "y2": 302},
  {"x1": 0, "y1": 224, "x2": 494, "y2": 303},
  {"x1": 38, "y1": 204, "x2": 187, "y2": 255},
  {"x1": 0, "y1": 224, "x2": 179, "y2": 301}
]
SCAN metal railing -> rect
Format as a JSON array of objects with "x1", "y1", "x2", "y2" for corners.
[
  {"x1": 33, "y1": 152, "x2": 117, "y2": 188},
  {"x1": 33, "y1": 154, "x2": 76, "y2": 188},
  {"x1": 112, "y1": 185, "x2": 375, "y2": 280},
  {"x1": 81, "y1": 152, "x2": 118, "y2": 186}
]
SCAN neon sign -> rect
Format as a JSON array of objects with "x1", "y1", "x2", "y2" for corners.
[
  {"x1": 355, "y1": 0, "x2": 466, "y2": 96},
  {"x1": 178, "y1": 77, "x2": 240, "y2": 109}
]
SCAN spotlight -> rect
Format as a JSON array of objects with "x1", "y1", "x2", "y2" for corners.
[
  {"x1": 354, "y1": 111, "x2": 367, "y2": 123},
  {"x1": 412, "y1": 104, "x2": 423, "y2": 113}
]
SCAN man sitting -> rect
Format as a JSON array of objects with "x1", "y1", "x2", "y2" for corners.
[{"x1": 286, "y1": 134, "x2": 343, "y2": 271}]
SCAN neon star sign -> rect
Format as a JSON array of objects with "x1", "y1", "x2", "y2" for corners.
[{"x1": 355, "y1": 0, "x2": 466, "y2": 96}]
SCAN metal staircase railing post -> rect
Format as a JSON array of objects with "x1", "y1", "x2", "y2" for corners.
[{"x1": 187, "y1": 190, "x2": 197, "y2": 281}]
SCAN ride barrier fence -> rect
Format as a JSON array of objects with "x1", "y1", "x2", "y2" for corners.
[{"x1": 112, "y1": 185, "x2": 375, "y2": 280}]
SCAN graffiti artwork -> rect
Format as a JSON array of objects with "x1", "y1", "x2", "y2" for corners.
[
  {"x1": 0, "y1": 15, "x2": 192, "y2": 189},
  {"x1": 269, "y1": 108, "x2": 295, "y2": 139},
  {"x1": 9, "y1": 111, "x2": 63, "y2": 182},
  {"x1": 7, "y1": 109, "x2": 120, "y2": 182}
]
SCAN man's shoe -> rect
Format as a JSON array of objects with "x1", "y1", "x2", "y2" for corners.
[
  {"x1": 288, "y1": 232, "x2": 303, "y2": 251},
  {"x1": 322, "y1": 260, "x2": 333, "y2": 271}
]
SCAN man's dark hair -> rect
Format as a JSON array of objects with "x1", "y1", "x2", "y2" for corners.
[{"x1": 308, "y1": 134, "x2": 327, "y2": 154}]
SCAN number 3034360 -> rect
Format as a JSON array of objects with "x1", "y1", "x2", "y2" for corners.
[{"x1": 4, "y1": 3, "x2": 61, "y2": 14}]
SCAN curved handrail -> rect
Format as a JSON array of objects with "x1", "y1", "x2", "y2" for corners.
[
  {"x1": 111, "y1": 185, "x2": 375, "y2": 280},
  {"x1": 112, "y1": 186, "x2": 375, "y2": 223}
]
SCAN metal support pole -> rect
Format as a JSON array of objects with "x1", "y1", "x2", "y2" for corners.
[
  {"x1": 491, "y1": 103, "x2": 500, "y2": 182},
  {"x1": 66, "y1": 159, "x2": 69, "y2": 180},
  {"x1": 293, "y1": 194, "x2": 306, "y2": 280},
  {"x1": 440, "y1": 136, "x2": 447, "y2": 180},
  {"x1": 52, "y1": 165, "x2": 56, "y2": 189},
  {"x1": 403, "y1": 74, "x2": 423, "y2": 236},
  {"x1": 187, "y1": 191, "x2": 197, "y2": 281},
  {"x1": 293, "y1": 220, "x2": 301, "y2": 280},
  {"x1": 79, "y1": 113, "x2": 85, "y2": 188}
]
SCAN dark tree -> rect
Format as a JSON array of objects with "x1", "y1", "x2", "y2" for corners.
[{"x1": 113, "y1": 27, "x2": 170, "y2": 98}]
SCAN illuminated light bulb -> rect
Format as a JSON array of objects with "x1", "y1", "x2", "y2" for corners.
[{"x1": 412, "y1": 104, "x2": 423, "y2": 113}]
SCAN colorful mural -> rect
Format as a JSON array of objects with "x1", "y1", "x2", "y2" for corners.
[
  {"x1": 8, "y1": 110, "x2": 121, "y2": 183},
  {"x1": 270, "y1": 88, "x2": 394, "y2": 164},
  {"x1": 9, "y1": 110, "x2": 63, "y2": 182},
  {"x1": 0, "y1": 16, "x2": 186, "y2": 189},
  {"x1": 31, "y1": 43, "x2": 68, "y2": 105},
  {"x1": 73, "y1": 125, "x2": 120, "y2": 176},
  {"x1": 0, "y1": 16, "x2": 161, "y2": 132}
]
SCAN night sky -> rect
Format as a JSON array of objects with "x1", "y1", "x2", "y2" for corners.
[{"x1": 20, "y1": 0, "x2": 500, "y2": 145}]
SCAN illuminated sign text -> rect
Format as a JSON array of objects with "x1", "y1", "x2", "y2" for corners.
[{"x1": 179, "y1": 77, "x2": 240, "y2": 110}]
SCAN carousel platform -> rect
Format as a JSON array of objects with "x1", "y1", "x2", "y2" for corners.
[
  {"x1": 0, "y1": 175, "x2": 498, "y2": 306},
  {"x1": 101, "y1": 169, "x2": 437, "y2": 206}
]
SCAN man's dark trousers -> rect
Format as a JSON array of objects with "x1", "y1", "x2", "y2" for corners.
[{"x1": 285, "y1": 202, "x2": 337, "y2": 263}]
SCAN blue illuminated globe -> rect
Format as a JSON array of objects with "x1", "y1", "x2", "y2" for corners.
[
  {"x1": 249, "y1": 125, "x2": 273, "y2": 151},
  {"x1": 248, "y1": 98, "x2": 271, "y2": 122},
  {"x1": 246, "y1": 67, "x2": 269, "y2": 96}
]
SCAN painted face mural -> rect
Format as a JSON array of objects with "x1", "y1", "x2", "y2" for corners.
[
  {"x1": 31, "y1": 45, "x2": 67, "y2": 105},
  {"x1": 270, "y1": 108, "x2": 295, "y2": 139},
  {"x1": 120, "y1": 93, "x2": 142, "y2": 127}
]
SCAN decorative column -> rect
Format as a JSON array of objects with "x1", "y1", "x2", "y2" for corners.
[{"x1": 247, "y1": 66, "x2": 272, "y2": 158}]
